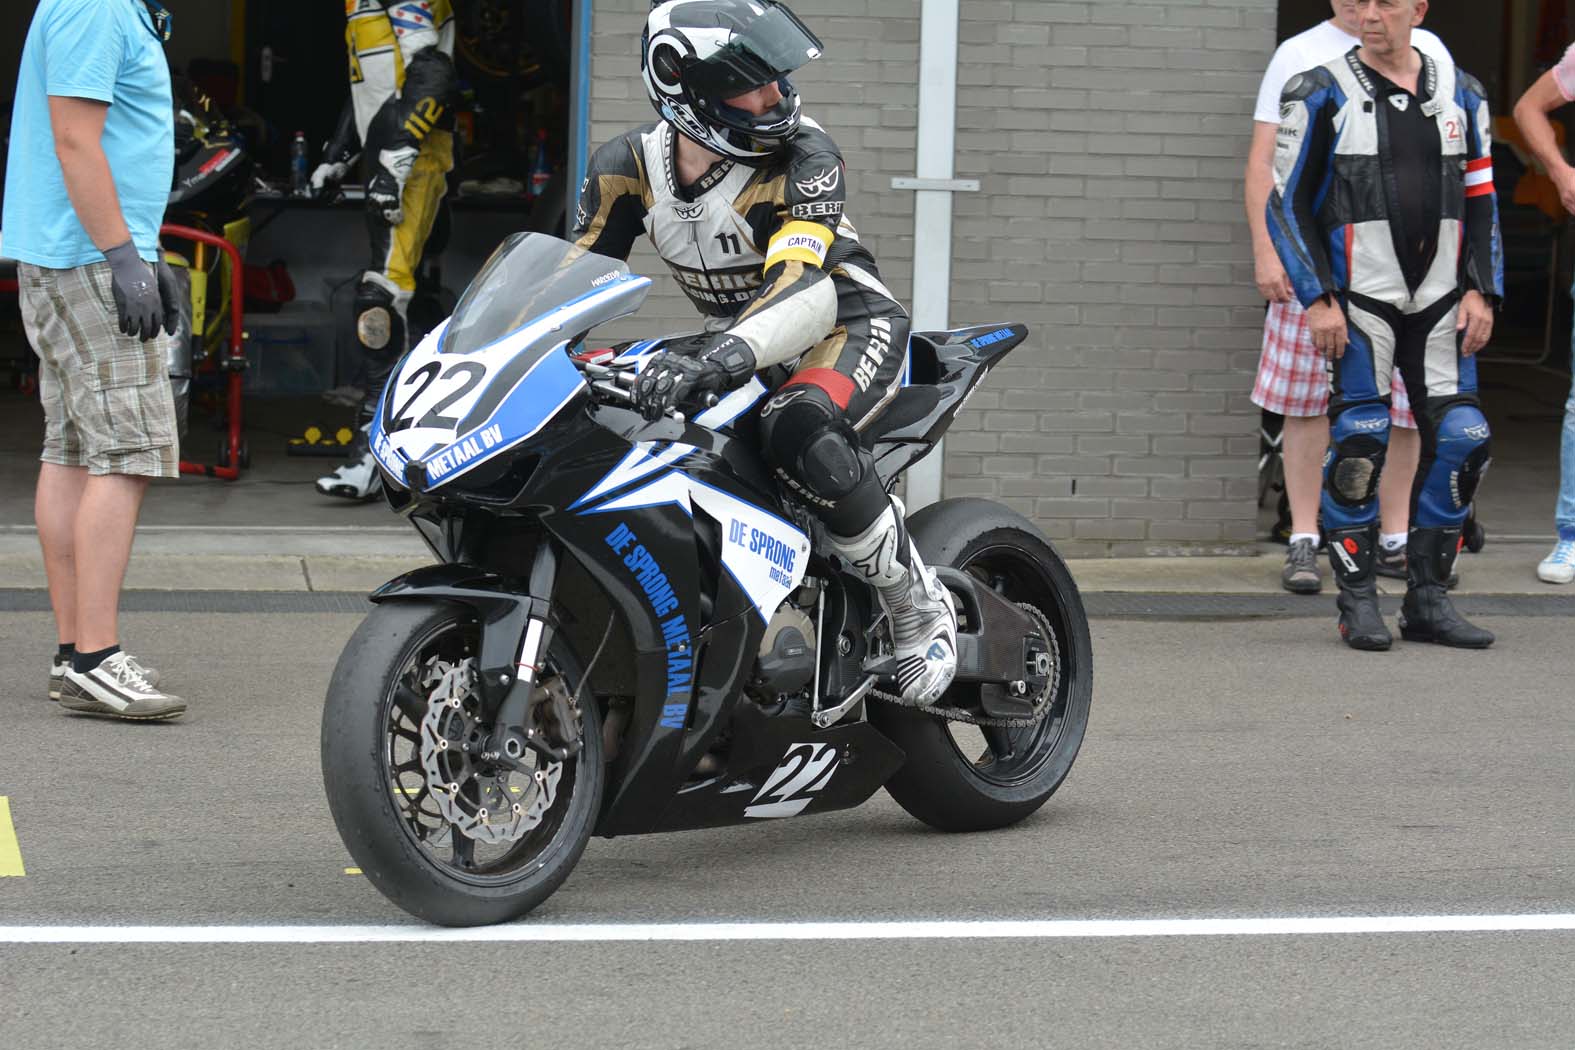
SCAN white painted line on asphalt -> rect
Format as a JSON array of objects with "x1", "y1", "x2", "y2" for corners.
[
  {"x1": 0, "y1": 798, "x2": 23, "y2": 877},
  {"x1": 3, "y1": 914, "x2": 1575, "y2": 944}
]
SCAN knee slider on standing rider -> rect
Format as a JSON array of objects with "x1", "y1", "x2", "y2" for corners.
[
  {"x1": 1415, "y1": 398, "x2": 1491, "y2": 527},
  {"x1": 1324, "y1": 401, "x2": 1391, "y2": 523}
]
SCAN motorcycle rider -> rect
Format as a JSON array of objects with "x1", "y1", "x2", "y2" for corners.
[
  {"x1": 1268, "y1": 0, "x2": 1502, "y2": 650},
  {"x1": 312, "y1": 0, "x2": 460, "y2": 501},
  {"x1": 572, "y1": 0, "x2": 957, "y2": 705}
]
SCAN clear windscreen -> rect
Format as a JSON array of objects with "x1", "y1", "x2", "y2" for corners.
[{"x1": 440, "y1": 233, "x2": 630, "y2": 356}]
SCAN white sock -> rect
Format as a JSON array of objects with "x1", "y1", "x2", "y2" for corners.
[
  {"x1": 1289, "y1": 532, "x2": 1320, "y2": 547},
  {"x1": 1380, "y1": 532, "x2": 1407, "y2": 551}
]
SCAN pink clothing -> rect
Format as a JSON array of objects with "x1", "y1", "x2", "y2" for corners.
[
  {"x1": 1251, "y1": 300, "x2": 1416, "y2": 427},
  {"x1": 1554, "y1": 42, "x2": 1575, "y2": 101}
]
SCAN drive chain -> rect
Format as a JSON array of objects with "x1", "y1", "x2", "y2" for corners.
[{"x1": 870, "y1": 602, "x2": 1061, "y2": 729}]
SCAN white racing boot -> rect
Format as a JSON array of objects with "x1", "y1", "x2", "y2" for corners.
[
  {"x1": 829, "y1": 501, "x2": 957, "y2": 705},
  {"x1": 315, "y1": 425, "x2": 384, "y2": 501}
]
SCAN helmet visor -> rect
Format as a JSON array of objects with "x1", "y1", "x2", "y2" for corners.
[{"x1": 686, "y1": 5, "x2": 823, "y2": 100}]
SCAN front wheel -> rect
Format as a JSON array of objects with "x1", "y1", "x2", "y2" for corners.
[
  {"x1": 321, "y1": 601, "x2": 603, "y2": 926},
  {"x1": 871, "y1": 498, "x2": 1093, "y2": 832}
]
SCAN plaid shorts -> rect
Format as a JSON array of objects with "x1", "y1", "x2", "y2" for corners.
[
  {"x1": 1251, "y1": 299, "x2": 1416, "y2": 429},
  {"x1": 18, "y1": 261, "x2": 180, "y2": 478}
]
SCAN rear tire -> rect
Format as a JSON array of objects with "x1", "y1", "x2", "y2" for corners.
[
  {"x1": 321, "y1": 600, "x2": 603, "y2": 926},
  {"x1": 871, "y1": 498, "x2": 1092, "y2": 832}
]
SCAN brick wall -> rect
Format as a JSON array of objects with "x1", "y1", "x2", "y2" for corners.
[{"x1": 586, "y1": 0, "x2": 1276, "y2": 556}]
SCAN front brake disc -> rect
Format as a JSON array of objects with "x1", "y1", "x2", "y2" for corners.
[{"x1": 416, "y1": 656, "x2": 562, "y2": 845}]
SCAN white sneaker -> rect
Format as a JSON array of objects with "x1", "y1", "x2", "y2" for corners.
[
  {"x1": 315, "y1": 448, "x2": 384, "y2": 501},
  {"x1": 1537, "y1": 538, "x2": 1575, "y2": 584},
  {"x1": 59, "y1": 652, "x2": 186, "y2": 721},
  {"x1": 50, "y1": 651, "x2": 158, "y2": 701},
  {"x1": 829, "y1": 502, "x2": 958, "y2": 706}
]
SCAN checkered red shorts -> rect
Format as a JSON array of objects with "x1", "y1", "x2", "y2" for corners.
[{"x1": 1250, "y1": 300, "x2": 1416, "y2": 428}]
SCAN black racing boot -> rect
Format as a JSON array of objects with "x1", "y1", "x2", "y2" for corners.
[
  {"x1": 1326, "y1": 526, "x2": 1392, "y2": 651},
  {"x1": 1398, "y1": 528, "x2": 1494, "y2": 648}
]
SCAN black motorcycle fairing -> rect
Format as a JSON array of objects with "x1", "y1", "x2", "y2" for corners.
[
  {"x1": 870, "y1": 324, "x2": 1029, "y2": 488},
  {"x1": 368, "y1": 562, "x2": 553, "y2": 714},
  {"x1": 653, "y1": 705, "x2": 905, "y2": 833}
]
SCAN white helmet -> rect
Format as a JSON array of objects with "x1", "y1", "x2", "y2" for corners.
[{"x1": 642, "y1": 0, "x2": 823, "y2": 166}]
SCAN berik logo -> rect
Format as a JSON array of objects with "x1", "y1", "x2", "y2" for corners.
[
  {"x1": 1389, "y1": 94, "x2": 1410, "y2": 112},
  {"x1": 795, "y1": 166, "x2": 841, "y2": 198},
  {"x1": 672, "y1": 201, "x2": 705, "y2": 221}
]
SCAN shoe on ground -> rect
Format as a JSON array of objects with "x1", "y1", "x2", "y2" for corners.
[
  {"x1": 1537, "y1": 539, "x2": 1575, "y2": 584},
  {"x1": 50, "y1": 651, "x2": 159, "y2": 701},
  {"x1": 315, "y1": 448, "x2": 384, "y2": 501},
  {"x1": 1376, "y1": 543, "x2": 1459, "y2": 589},
  {"x1": 1281, "y1": 537, "x2": 1322, "y2": 594},
  {"x1": 1397, "y1": 527, "x2": 1494, "y2": 649},
  {"x1": 58, "y1": 652, "x2": 185, "y2": 720}
]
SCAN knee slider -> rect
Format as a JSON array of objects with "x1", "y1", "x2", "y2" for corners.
[
  {"x1": 1326, "y1": 402, "x2": 1390, "y2": 507},
  {"x1": 760, "y1": 383, "x2": 867, "y2": 502},
  {"x1": 1435, "y1": 402, "x2": 1492, "y2": 507},
  {"x1": 355, "y1": 276, "x2": 408, "y2": 356}
]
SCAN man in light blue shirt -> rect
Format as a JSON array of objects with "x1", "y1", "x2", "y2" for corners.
[{"x1": 4, "y1": 0, "x2": 188, "y2": 720}]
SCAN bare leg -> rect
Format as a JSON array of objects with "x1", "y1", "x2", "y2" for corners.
[
  {"x1": 1281, "y1": 414, "x2": 1330, "y2": 537},
  {"x1": 35, "y1": 463, "x2": 89, "y2": 646},
  {"x1": 1381, "y1": 426, "x2": 1422, "y2": 537},
  {"x1": 72, "y1": 473, "x2": 149, "y2": 653}
]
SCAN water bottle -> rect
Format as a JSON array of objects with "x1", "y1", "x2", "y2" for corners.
[
  {"x1": 291, "y1": 131, "x2": 310, "y2": 198},
  {"x1": 529, "y1": 129, "x2": 552, "y2": 199}
]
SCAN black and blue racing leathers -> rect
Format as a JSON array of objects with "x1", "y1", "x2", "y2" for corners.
[{"x1": 1268, "y1": 48, "x2": 1503, "y2": 537}]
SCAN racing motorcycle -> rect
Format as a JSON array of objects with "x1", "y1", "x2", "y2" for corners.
[{"x1": 321, "y1": 233, "x2": 1092, "y2": 926}]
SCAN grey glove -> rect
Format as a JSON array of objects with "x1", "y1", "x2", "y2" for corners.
[
  {"x1": 103, "y1": 240, "x2": 162, "y2": 342},
  {"x1": 155, "y1": 259, "x2": 182, "y2": 337}
]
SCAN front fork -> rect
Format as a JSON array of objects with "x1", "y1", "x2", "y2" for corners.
[{"x1": 479, "y1": 542, "x2": 583, "y2": 766}]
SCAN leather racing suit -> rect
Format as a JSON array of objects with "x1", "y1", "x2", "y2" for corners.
[
  {"x1": 316, "y1": 0, "x2": 459, "y2": 498},
  {"x1": 1269, "y1": 48, "x2": 1504, "y2": 648},
  {"x1": 574, "y1": 119, "x2": 955, "y2": 701}
]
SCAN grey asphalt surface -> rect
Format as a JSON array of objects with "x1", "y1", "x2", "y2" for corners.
[{"x1": 1, "y1": 608, "x2": 1573, "y2": 1048}]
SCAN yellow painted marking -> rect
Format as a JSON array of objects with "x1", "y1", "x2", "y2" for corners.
[
  {"x1": 344, "y1": 867, "x2": 363, "y2": 876},
  {"x1": 0, "y1": 797, "x2": 25, "y2": 877}
]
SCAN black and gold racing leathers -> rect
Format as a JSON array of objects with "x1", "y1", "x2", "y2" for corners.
[{"x1": 572, "y1": 119, "x2": 907, "y2": 535}]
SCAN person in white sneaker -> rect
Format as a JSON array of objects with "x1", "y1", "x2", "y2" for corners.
[
  {"x1": 1512, "y1": 44, "x2": 1575, "y2": 586},
  {"x1": 5, "y1": 0, "x2": 188, "y2": 720}
]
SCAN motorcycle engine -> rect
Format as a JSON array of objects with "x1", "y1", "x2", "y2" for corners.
[{"x1": 749, "y1": 596, "x2": 817, "y2": 704}]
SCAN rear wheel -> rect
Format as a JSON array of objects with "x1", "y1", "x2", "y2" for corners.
[
  {"x1": 321, "y1": 601, "x2": 603, "y2": 926},
  {"x1": 871, "y1": 498, "x2": 1092, "y2": 832}
]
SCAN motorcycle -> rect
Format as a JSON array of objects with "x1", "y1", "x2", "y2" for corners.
[{"x1": 321, "y1": 233, "x2": 1093, "y2": 926}]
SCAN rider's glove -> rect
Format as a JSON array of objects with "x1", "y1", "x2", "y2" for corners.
[
  {"x1": 309, "y1": 160, "x2": 349, "y2": 200},
  {"x1": 368, "y1": 146, "x2": 419, "y2": 225},
  {"x1": 633, "y1": 335, "x2": 757, "y2": 420},
  {"x1": 103, "y1": 240, "x2": 162, "y2": 342}
]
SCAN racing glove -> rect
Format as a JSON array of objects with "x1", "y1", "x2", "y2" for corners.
[
  {"x1": 633, "y1": 335, "x2": 757, "y2": 420},
  {"x1": 367, "y1": 146, "x2": 418, "y2": 225},
  {"x1": 310, "y1": 161, "x2": 350, "y2": 200},
  {"x1": 103, "y1": 240, "x2": 162, "y2": 342}
]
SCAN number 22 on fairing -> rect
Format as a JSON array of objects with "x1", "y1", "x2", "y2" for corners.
[{"x1": 744, "y1": 743, "x2": 841, "y2": 819}]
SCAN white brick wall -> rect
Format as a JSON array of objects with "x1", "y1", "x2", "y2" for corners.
[{"x1": 586, "y1": 0, "x2": 1274, "y2": 555}]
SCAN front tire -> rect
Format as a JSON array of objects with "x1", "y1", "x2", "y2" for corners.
[
  {"x1": 871, "y1": 498, "x2": 1093, "y2": 832},
  {"x1": 321, "y1": 600, "x2": 603, "y2": 926}
]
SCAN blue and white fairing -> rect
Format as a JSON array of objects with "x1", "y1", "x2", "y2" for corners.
[{"x1": 370, "y1": 234, "x2": 652, "y2": 490}]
